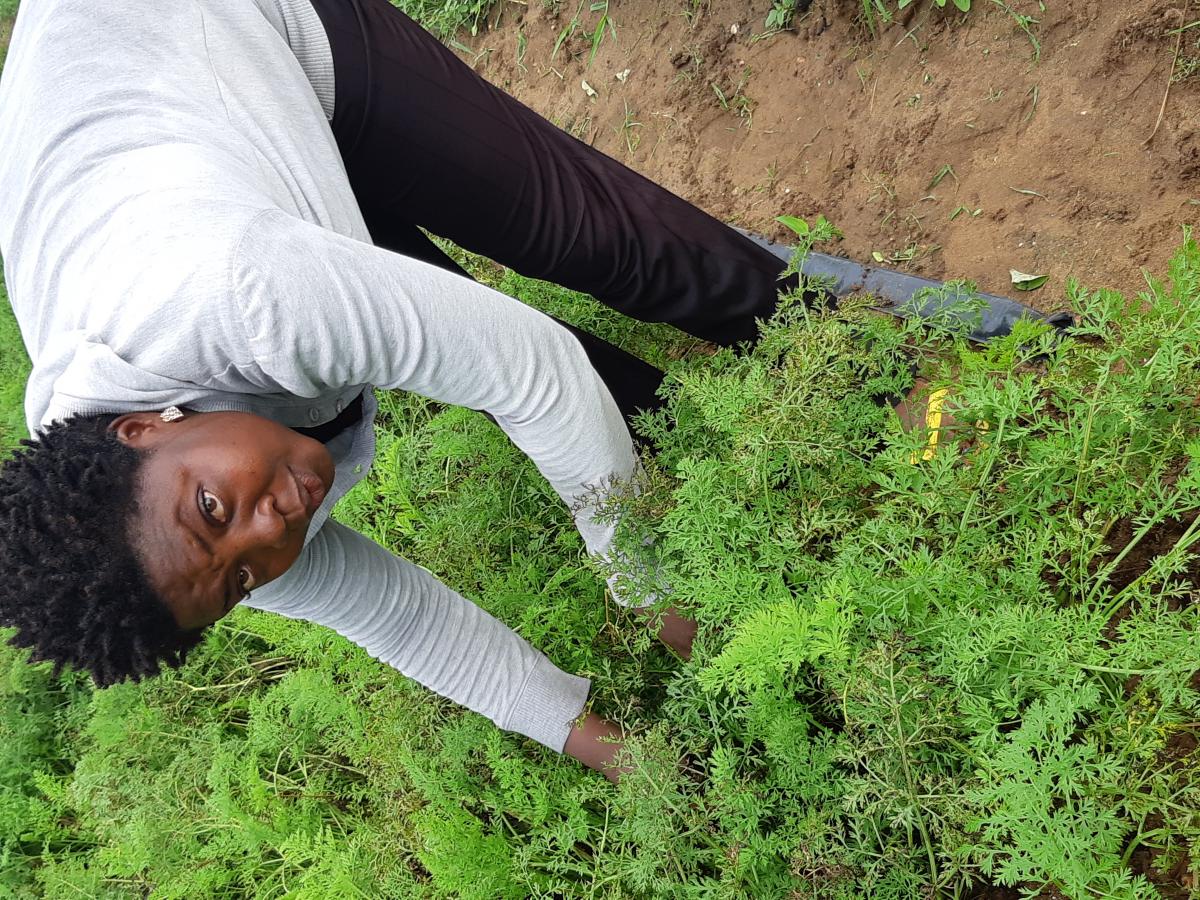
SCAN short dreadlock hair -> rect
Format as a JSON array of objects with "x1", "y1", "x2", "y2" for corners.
[{"x1": 0, "y1": 414, "x2": 207, "y2": 685}]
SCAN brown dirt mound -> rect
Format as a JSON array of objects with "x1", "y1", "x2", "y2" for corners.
[{"x1": 462, "y1": 0, "x2": 1200, "y2": 313}]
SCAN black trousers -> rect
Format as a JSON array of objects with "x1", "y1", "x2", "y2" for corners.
[{"x1": 307, "y1": 0, "x2": 791, "y2": 423}]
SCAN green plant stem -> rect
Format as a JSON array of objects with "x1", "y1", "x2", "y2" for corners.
[
  {"x1": 1083, "y1": 482, "x2": 1187, "y2": 608},
  {"x1": 953, "y1": 416, "x2": 1007, "y2": 552},
  {"x1": 1101, "y1": 512, "x2": 1200, "y2": 620},
  {"x1": 887, "y1": 661, "x2": 940, "y2": 886}
]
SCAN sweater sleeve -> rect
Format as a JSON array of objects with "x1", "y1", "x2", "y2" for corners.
[
  {"x1": 232, "y1": 210, "x2": 637, "y2": 559},
  {"x1": 243, "y1": 519, "x2": 592, "y2": 751}
]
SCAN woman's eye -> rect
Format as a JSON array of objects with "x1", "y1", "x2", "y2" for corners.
[
  {"x1": 238, "y1": 567, "x2": 257, "y2": 594},
  {"x1": 199, "y1": 489, "x2": 228, "y2": 524}
]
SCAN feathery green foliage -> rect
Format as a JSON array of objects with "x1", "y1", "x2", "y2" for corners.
[{"x1": 4, "y1": 228, "x2": 1200, "y2": 897}]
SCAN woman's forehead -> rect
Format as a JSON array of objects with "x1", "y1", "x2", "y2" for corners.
[{"x1": 129, "y1": 457, "x2": 226, "y2": 627}]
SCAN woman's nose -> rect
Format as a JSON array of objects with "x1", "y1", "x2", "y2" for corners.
[{"x1": 244, "y1": 494, "x2": 290, "y2": 551}]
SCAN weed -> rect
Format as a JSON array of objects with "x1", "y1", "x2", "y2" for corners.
[
  {"x1": 865, "y1": 171, "x2": 902, "y2": 234},
  {"x1": 551, "y1": 4, "x2": 580, "y2": 59},
  {"x1": 991, "y1": 0, "x2": 1042, "y2": 64},
  {"x1": 928, "y1": 163, "x2": 959, "y2": 191},
  {"x1": 391, "y1": 0, "x2": 495, "y2": 40},
  {"x1": 860, "y1": 0, "x2": 894, "y2": 36},
  {"x1": 1009, "y1": 184, "x2": 1047, "y2": 199},
  {"x1": 1023, "y1": 82, "x2": 1040, "y2": 121},
  {"x1": 552, "y1": 0, "x2": 616, "y2": 66},
  {"x1": 555, "y1": 112, "x2": 593, "y2": 141},
  {"x1": 710, "y1": 68, "x2": 755, "y2": 128},
  {"x1": 906, "y1": 0, "x2": 972, "y2": 10},
  {"x1": 1171, "y1": 22, "x2": 1200, "y2": 83},
  {"x1": 860, "y1": 0, "x2": 970, "y2": 36},
  {"x1": 681, "y1": 0, "x2": 708, "y2": 26},
  {"x1": 585, "y1": 0, "x2": 616, "y2": 65},
  {"x1": 4, "y1": 5, "x2": 1200, "y2": 891},
  {"x1": 0, "y1": 288, "x2": 29, "y2": 453},
  {"x1": 1174, "y1": 50, "x2": 1200, "y2": 83},
  {"x1": 757, "y1": 161, "x2": 781, "y2": 194},
  {"x1": 613, "y1": 100, "x2": 642, "y2": 155},
  {"x1": 671, "y1": 44, "x2": 705, "y2": 83},
  {"x1": 764, "y1": 0, "x2": 801, "y2": 33}
]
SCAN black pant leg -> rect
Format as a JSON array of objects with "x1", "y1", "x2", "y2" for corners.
[
  {"x1": 363, "y1": 219, "x2": 666, "y2": 423},
  {"x1": 307, "y1": 0, "x2": 787, "y2": 346},
  {"x1": 308, "y1": 0, "x2": 667, "y2": 424}
]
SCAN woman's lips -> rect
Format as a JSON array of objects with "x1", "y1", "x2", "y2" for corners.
[{"x1": 289, "y1": 466, "x2": 327, "y2": 517}]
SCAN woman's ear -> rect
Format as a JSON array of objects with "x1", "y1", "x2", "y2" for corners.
[{"x1": 110, "y1": 412, "x2": 172, "y2": 449}]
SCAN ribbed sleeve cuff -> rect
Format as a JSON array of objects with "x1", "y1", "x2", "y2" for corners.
[
  {"x1": 504, "y1": 655, "x2": 591, "y2": 752},
  {"x1": 281, "y1": 0, "x2": 336, "y2": 120}
]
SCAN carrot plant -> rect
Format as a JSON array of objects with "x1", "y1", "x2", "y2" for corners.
[{"x1": 3, "y1": 229, "x2": 1200, "y2": 897}]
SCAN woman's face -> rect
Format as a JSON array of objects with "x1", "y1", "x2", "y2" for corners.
[{"x1": 111, "y1": 411, "x2": 335, "y2": 630}]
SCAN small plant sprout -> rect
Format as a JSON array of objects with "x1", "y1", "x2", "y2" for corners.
[
  {"x1": 614, "y1": 101, "x2": 642, "y2": 154},
  {"x1": 991, "y1": 0, "x2": 1042, "y2": 63},
  {"x1": 764, "y1": 0, "x2": 800, "y2": 33},
  {"x1": 928, "y1": 164, "x2": 959, "y2": 191}
]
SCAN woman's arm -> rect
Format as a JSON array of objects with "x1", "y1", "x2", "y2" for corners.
[
  {"x1": 244, "y1": 520, "x2": 591, "y2": 751},
  {"x1": 564, "y1": 712, "x2": 631, "y2": 783},
  {"x1": 234, "y1": 213, "x2": 665, "y2": 762},
  {"x1": 233, "y1": 210, "x2": 638, "y2": 561}
]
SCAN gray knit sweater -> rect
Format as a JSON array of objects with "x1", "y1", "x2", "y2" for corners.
[{"x1": 0, "y1": 0, "x2": 640, "y2": 750}]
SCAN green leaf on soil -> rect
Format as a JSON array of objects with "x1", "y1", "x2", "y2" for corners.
[
  {"x1": 1009, "y1": 268, "x2": 1049, "y2": 291},
  {"x1": 777, "y1": 215, "x2": 810, "y2": 237}
]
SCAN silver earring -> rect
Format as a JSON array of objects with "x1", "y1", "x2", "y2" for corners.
[{"x1": 160, "y1": 406, "x2": 184, "y2": 423}]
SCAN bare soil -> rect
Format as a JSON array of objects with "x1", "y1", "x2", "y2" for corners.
[{"x1": 462, "y1": 0, "x2": 1200, "y2": 313}]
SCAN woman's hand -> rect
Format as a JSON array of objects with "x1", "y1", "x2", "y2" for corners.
[
  {"x1": 564, "y1": 608, "x2": 698, "y2": 783},
  {"x1": 563, "y1": 712, "x2": 631, "y2": 783},
  {"x1": 635, "y1": 605, "x2": 698, "y2": 660}
]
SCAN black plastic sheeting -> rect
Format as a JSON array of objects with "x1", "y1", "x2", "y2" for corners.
[{"x1": 735, "y1": 228, "x2": 1075, "y2": 343}]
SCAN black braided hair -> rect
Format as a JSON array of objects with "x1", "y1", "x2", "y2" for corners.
[{"x1": 0, "y1": 414, "x2": 206, "y2": 685}]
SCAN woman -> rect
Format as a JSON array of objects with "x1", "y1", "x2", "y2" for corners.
[{"x1": 0, "y1": 0, "x2": 803, "y2": 780}]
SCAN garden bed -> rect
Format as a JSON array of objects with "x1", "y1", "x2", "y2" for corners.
[{"x1": 2, "y1": 2, "x2": 1199, "y2": 897}]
